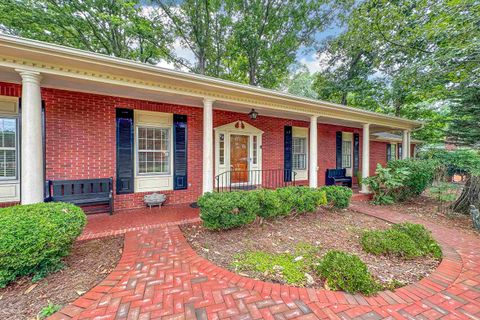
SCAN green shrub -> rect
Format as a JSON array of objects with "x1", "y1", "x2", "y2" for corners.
[
  {"x1": 320, "y1": 186, "x2": 353, "y2": 209},
  {"x1": 199, "y1": 187, "x2": 327, "y2": 230},
  {"x1": 254, "y1": 189, "x2": 282, "y2": 219},
  {"x1": 361, "y1": 229, "x2": 421, "y2": 259},
  {"x1": 388, "y1": 159, "x2": 437, "y2": 201},
  {"x1": 198, "y1": 191, "x2": 259, "y2": 230},
  {"x1": 0, "y1": 202, "x2": 86, "y2": 288},
  {"x1": 317, "y1": 250, "x2": 380, "y2": 295},
  {"x1": 361, "y1": 223, "x2": 442, "y2": 259},
  {"x1": 392, "y1": 223, "x2": 442, "y2": 259},
  {"x1": 363, "y1": 164, "x2": 410, "y2": 205}
]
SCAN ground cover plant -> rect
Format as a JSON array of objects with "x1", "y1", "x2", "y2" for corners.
[
  {"x1": 0, "y1": 202, "x2": 86, "y2": 287},
  {"x1": 361, "y1": 222, "x2": 442, "y2": 259}
]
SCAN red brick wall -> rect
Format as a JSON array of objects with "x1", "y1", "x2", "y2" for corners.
[{"x1": 0, "y1": 81, "x2": 395, "y2": 209}]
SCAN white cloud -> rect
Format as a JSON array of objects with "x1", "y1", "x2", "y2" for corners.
[{"x1": 298, "y1": 51, "x2": 332, "y2": 73}]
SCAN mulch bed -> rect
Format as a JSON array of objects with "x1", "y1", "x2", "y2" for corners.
[
  {"x1": 0, "y1": 236, "x2": 123, "y2": 320},
  {"x1": 386, "y1": 196, "x2": 477, "y2": 235},
  {"x1": 182, "y1": 210, "x2": 440, "y2": 289}
]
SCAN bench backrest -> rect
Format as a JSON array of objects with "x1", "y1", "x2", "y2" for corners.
[
  {"x1": 326, "y1": 168, "x2": 347, "y2": 178},
  {"x1": 49, "y1": 178, "x2": 112, "y2": 202}
]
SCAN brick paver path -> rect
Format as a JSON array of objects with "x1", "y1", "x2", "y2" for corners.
[{"x1": 51, "y1": 203, "x2": 480, "y2": 320}]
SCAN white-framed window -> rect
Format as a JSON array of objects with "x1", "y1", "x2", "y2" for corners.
[
  {"x1": 342, "y1": 140, "x2": 352, "y2": 168},
  {"x1": 219, "y1": 133, "x2": 225, "y2": 165},
  {"x1": 137, "y1": 126, "x2": 170, "y2": 174},
  {"x1": 0, "y1": 118, "x2": 17, "y2": 179},
  {"x1": 292, "y1": 137, "x2": 307, "y2": 170},
  {"x1": 388, "y1": 144, "x2": 397, "y2": 162}
]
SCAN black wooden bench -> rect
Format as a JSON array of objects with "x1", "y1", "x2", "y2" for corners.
[
  {"x1": 325, "y1": 169, "x2": 352, "y2": 188},
  {"x1": 46, "y1": 178, "x2": 114, "y2": 215}
]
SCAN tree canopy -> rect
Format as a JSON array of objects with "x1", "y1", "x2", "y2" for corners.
[{"x1": 0, "y1": 0, "x2": 477, "y2": 146}]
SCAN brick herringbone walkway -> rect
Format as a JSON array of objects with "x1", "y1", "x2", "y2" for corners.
[{"x1": 50, "y1": 203, "x2": 480, "y2": 320}]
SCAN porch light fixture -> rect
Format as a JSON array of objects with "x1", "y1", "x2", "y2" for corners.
[{"x1": 248, "y1": 108, "x2": 258, "y2": 120}]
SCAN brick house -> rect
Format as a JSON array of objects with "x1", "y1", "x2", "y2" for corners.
[{"x1": 0, "y1": 35, "x2": 421, "y2": 210}]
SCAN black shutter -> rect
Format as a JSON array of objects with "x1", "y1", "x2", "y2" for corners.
[
  {"x1": 353, "y1": 133, "x2": 359, "y2": 174},
  {"x1": 386, "y1": 143, "x2": 392, "y2": 162},
  {"x1": 336, "y1": 131, "x2": 343, "y2": 169},
  {"x1": 173, "y1": 114, "x2": 188, "y2": 190},
  {"x1": 284, "y1": 126, "x2": 293, "y2": 182},
  {"x1": 116, "y1": 108, "x2": 134, "y2": 194},
  {"x1": 398, "y1": 143, "x2": 402, "y2": 159}
]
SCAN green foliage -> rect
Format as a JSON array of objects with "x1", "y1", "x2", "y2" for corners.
[
  {"x1": 38, "y1": 302, "x2": 62, "y2": 319},
  {"x1": 320, "y1": 185, "x2": 353, "y2": 209},
  {"x1": 317, "y1": 250, "x2": 380, "y2": 295},
  {"x1": 361, "y1": 229, "x2": 420, "y2": 259},
  {"x1": 428, "y1": 182, "x2": 458, "y2": 203},
  {"x1": 198, "y1": 187, "x2": 327, "y2": 230},
  {"x1": 387, "y1": 159, "x2": 437, "y2": 201},
  {"x1": 392, "y1": 223, "x2": 442, "y2": 259},
  {"x1": 0, "y1": 203, "x2": 86, "y2": 288},
  {"x1": 447, "y1": 88, "x2": 480, "y2": 148},
  {"x1": 0, "y1": 0, "x2": 171, "y2": 64},
  {"x1": 232, "y1": 243, "x2": 320, "y2": 286},
  {"x1": 361, "y1": 223, "x2": 441, "y2": 259},
  {"x1": 198, "y1": 191, "x2": 259, "y2": 230},
  {"x1": 363, "y1": 164, "x2": 410, "y2": 205},
  {"x1": 420, "y1": 149, "x2": 480, "y2": 177}
]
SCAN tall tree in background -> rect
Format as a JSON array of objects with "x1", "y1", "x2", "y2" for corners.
[
  {"x1": 282, "y1": 65, "x2": 318, "y2": 99},
  {"x1": 156, "y1": 0, "x2": 232, "y2": 76},
  {"x1": 312, "y1": 0, "x2": 478, "y2": 144},
  {"x1": 0, "y1": 0, "x2": 172, "y2": 64},
  {"x1": 226, "y1": 0, "x2": 352, "y2": 88}
]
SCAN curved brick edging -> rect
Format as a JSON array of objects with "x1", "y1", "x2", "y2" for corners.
[{"x1": 50, "y1": 204, "x2": 480, "y2": 320}]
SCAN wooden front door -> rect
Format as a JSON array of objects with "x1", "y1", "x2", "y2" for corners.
[{"x1": 230, "y1": 134, "x2": 249, "y2": 183}]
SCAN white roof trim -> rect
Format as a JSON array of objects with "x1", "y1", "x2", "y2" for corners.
[{"x1": 0, "y1": 34, "x2": 423, "y2": 129}]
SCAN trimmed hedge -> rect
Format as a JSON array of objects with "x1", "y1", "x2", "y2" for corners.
[
  {"x1": 317, "y1": 250, "x2": 380, "y2": 295},
  {"x1": 0, "y1": 202, "x2": 86, "y2": 287},
  {"x1": 320, "y1": 186, "x2": 353, "y2": 209},
  {"x1": 198, "y1": 191, "x2": 259, "y2": 230},
  {"x1": 361, "y1": 223, "x2": 442, "y2": 259},
  {"x1": 199, "y1": 186, "x2": 328, "y2": 230}
]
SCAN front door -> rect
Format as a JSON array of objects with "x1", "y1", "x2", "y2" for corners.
[{"x1": 230, "y1": 134, "x2": 249, "y2": 183}]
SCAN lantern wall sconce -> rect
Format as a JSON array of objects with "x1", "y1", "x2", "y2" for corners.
[{"x1": 248, "y1": 108, "x2": 258, "y2": 120}]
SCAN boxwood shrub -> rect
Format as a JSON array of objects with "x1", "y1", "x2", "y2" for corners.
[
  {"x1": 0, "y1": 202, "x2": 86, "y2": 288},
  {"x1": 361, "y1": 223, "x2": 441, "y2": 259},
  {"x1": 198, "y1": 187, "x2": 327, "y2": 230},
  {"x1": 320, "y1": 185, "x2": 353, "y2": 209},
  {"x1": 198, "y1": 191, "x2": 259, "y2": 230},
  {"x1": 317, "y1": 250, "x2": 380, "y2": 295}
]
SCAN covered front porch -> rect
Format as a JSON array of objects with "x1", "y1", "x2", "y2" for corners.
[{"x1": 0, "y1": 35, "x2": 421, "y2": 210}]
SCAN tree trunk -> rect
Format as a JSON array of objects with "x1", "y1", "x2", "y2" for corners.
[{"x1": 452, "y1": 176, "x2": 480, "y2": 214}]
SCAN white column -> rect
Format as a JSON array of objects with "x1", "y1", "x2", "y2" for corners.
[
  {"x1": 309, "y1": 115, "x2": 318, "y2": 188},
  {"x1": 361, "y1": 123, "x2": 370, "y2": 193},
  {"x1": 202, "y1": 98, "x2": 214, "y2": 193},
  {"x1": 402, "y1": 130, "x2": 409, "y2": 159},
  {"x1": 406, "y1": 131, "x2": 411, "y2": 159},
  {"x1": 17, "y1": 69, "x2": 44, "y2": 204}
]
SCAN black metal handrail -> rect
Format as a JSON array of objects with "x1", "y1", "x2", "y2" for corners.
[{"x1": 215, "y1": 169, "x2": 297, "y2": 192}]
